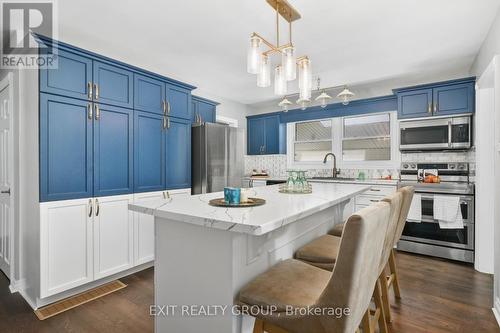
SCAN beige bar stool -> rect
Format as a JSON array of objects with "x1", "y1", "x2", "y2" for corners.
[
  {"x1": 237, "y1": 202, "x2": 391, "y2": 333},
  {"x1": 316, "y1": 186, "x2": 415, "y2": 323},
  {"x1": 295, "y1": 191, "x2": 403, "y2": 333}
]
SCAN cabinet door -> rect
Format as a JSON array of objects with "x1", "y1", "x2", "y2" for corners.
[
  {"x1": 134, "y1": 111, "x2": 165, "y2": 193},
  {"x1": 93, "y1": 61, "x2": 133, "y2": 108},
  {"x1": 264, "y1": 116, "x2": 280, "y2": 154},
  {"x1": 198, "y1": 101, "x2": 216, "y2": 123},
  {"x1": 247, "y1": 118, "x2": 265, "y2": 155},
  {"x1": 93, "y1": 195, "x2": 134, "y2": 279},
  {"x1": 166, "y1": 85, "x2": 191, "y2": 120},
  {"x1": 191, "y1": 100, "x2": 198, "y2": 123},
  {"x1": 40, "y1": 198, "x2": 93, "y2": 297},
  {"x1": 93, "y1": 104, "x2": 133, "y2": 197},
  {"x1": 133, "y1": 191, "x2": 163, "y2": 265},
  {"x1": 134, "y1": 74, "x2": 165, "y2": 114},
  {"x1": 40, "y1": 49, "x2": 93, "y2": 101},
  {"x1": 165, "y1": 118, "x2": 191, "y2": 189},
  {"x1": 433, "y1": 83, "x2": 474, "y2": 116},
  {"x1": 397, "y1": 88, "x2": 433, "y2": 119},
  {"x1": 40, "y1": 94, "x2": 93, "y2": 202}
]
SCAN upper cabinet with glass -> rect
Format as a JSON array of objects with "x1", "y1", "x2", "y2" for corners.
[{"x1": 394, "y1": 78, "x2": 475, "y2": 119}]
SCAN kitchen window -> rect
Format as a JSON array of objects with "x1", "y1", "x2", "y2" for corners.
[
  {"x1": 293, "y1": 120, "x2": 333, "y2": 162},
  {"x1": 342, "y1": 113, "x2": 391, "y2": 162},
  {"x1": 287, "y1": 112, "x2": 399, "y2": 169}
]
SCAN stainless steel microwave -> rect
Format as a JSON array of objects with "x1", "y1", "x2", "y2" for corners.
[{"x1": 399, "y1": 116, "x2": 471, "y2": 151}]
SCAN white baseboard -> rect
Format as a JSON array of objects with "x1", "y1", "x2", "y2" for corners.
[
  {"x1": 493, "y1": 297, "x2": 500, "y2": 328},
  {"x1": 9, "y1": 278, "x2": 25, "y2": 293}
]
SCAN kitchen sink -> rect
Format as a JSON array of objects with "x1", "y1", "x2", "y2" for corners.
[{"x1": 311, "y1": 177, "x2": 358, "y2": 181}]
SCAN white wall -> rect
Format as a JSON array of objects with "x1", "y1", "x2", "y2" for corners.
[{"x1": 471, "y1": 8, "x2": 500, "y2": 76}]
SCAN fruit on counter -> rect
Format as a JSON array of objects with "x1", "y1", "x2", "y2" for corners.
[{"x1": 424, "y1": 175, "x2": 440, "y2": 183}]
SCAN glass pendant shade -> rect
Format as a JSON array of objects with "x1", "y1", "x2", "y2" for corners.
[
  {"x1": 298, "y1": 58, "x2": 312, "y2": 100},
  {"x1": 337, "y1": 87, "x2": 355, "y2": 105},
  {"x1": 274, "y1": 65, "x2": 287, "y2": 95},
  {"x1": 247, "y1": 36, "x2": 262, "y2": 74},
  {"x1": 297, "y1": 97, "x2": 310, "y2": 110},
  {"x1": 315, "y1": 91, "x2": 332, "y2": 108},
  {"x1": 282, "y1": 47, "x2": 296, "y2": 81},
  {"x1": 278, "y1": 97, "x2": 293, "y2": 112},
  {"x1": 257, "y1": 55, "x2": 271, "y2": 87}
]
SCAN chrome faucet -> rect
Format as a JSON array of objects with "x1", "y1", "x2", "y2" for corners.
[{"x1": 323, "y1": 153, "x2": 340, "y2": 178}]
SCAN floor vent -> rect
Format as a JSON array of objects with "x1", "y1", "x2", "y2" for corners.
[{"x1": 34, "y1": 280, "x2": 127, "y2": 320}]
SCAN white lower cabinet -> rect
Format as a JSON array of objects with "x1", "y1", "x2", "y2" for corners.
[
  {"x1": 40, "y1": 198, "x2": 93, "y2": 298},
  {"x1": 93, "y1": 194, "x2": 134, "y2": 280},
  {"x1": 133, "y1": 191, "x2": 163, "y2": 265},
  {"x1": 40, "y1": 190, "x2": 192, "y2": 298},
  {"x1": 133, "y1": 189, "x2": 191, "y2": 265},
  {"x1": 355, "y1": 185, "x2": 397, "y2": 211}
]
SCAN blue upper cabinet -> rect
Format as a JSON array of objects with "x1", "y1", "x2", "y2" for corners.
[
  {"x1": 93, "y1": 104, "x2": 134, "y2": 197},
  {"x1": 134, "y1": 111, "x2": 165, "y2": 193},
  {"x1": 263, "y1": 116, "x2": 280, "y2": 154},
  {"x1": 395, "y1": 78, "x2": 475, "y2": 119},
  {"x1": 165, "y1": 118, "x2": 191, "y2": 189},
  {"x1": 167, "y1": 85, "x2": 191, "y2": 120},
  {"x1": 433, "y1": 83, "x2": 474, "y2": 116},
  {"x1": 397, "y1": 88, "x2": 433, "y2": 119},
  {"x1": 247, "y1": 115, "x2": 284, "y2": 155},
  {"x1": 134, "y1": 74, "x2": 165, "y2": 114},
  {"x1": 40, "y1": 94, "x2": 93, "y2": 201},
  {"x1": 192, "y1": 96, "x2": 218, "y2": 124},
  {"x1": 40, "y1": 49, "x2": 93, "y2": 101},
  {"x1": 247, "y1": 117, "x2": 266, "y2": 155},
  {"x1": 93, "y1": 61, "x2": 134, "y2": 109}
]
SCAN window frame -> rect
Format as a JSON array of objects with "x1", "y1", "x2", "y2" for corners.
[{"x1": 287, "y1": 111, "x2": 400, "y2": 170}]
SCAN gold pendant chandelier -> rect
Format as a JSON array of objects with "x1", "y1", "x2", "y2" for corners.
[{"x1": 247, "y1": 0, "x2": 312, "y2": 101}]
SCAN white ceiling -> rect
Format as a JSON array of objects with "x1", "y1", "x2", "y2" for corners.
[{"x1": 58, "y1": 0, "x2": 500, "y2": 105}]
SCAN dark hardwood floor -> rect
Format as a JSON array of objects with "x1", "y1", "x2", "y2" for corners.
[{"x1": 0, "y1": 252, "x2": 498, "y2": 332}]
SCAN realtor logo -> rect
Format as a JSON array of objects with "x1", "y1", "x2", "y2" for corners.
[{"x1": 1, "y1": 0, "x2": 58, "y2": 69}]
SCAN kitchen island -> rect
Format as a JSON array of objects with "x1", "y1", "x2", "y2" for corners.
[{"x1": 129, "y1": 182, "x2": 371, "y2": 333}]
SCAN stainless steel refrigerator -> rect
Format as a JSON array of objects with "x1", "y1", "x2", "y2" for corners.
[{"x1": 191, "y1": 123, "x2": 244, "y2": 194}]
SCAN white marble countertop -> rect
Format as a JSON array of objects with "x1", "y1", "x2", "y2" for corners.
[
  {"x1": 129, "y1": 183, "x2": 370, "y2": 235},
  {"x1": 308, "y1": 178, "x2": 399, "y2": 186}
]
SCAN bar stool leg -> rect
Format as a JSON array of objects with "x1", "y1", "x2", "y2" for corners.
[
  {"x1": 373, "y1": 279, "x2": 389, "y2": 333},
  {"x1": 253, "y1": 318, "x2": 264, "y2": 333},
  {"x1": 379, "y1": 271, "x2": 392, "y2": 322},
  {"x1": 389, "y1": 249, "x2": 402, "y2": 299},
  {"x1": 361, "y1": 310, "x2": 371, "y2": 333}
]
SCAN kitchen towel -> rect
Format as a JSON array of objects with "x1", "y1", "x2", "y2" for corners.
[
  {"x1": 433, "y1": 195, "x2": 463, "y2": 229},
  {"x1": 407, "y1": 194, "x2": 422, "y2": 222}
]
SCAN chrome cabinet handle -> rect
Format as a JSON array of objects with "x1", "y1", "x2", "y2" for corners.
[
  {"x1": 162, "y1": 191, "x2": 167, "y2": 199},
  {"x1": 428, "y1": 103, "x2": 432, "y2": 114},
  {"x1": 95, "y1": 198, "x2": 100, "y2": 217},
  {"x1": 163, "y1": 116, "x2": 167, "y2": 129},
  {"x1": 434, "y1": 103, "x2": 438, "y2": 114},
  {"x1": 162, "y1": 100, "x2": 166, "y2": 115},
  {"x1": 167, "y1": 101, "x2": 171, "y2": 114},
  {"x1": 88, "y1": 103, "x2": 93, "y2": 120},
  {"x1": 369, "y1": 189, "x2": 381, "y2": 192},
  {"x1": 167, "y1": 117, "x2": 170, "y2": 129},
  {"x1": 370, "y1": 199, "x2": 379, "y2": 202},
  {"x1": 94, "y1": 83, "x2": 99, "y2": 100},
  {"x1": 0, "y1": 188, "x2": 10, "y2": 195},
  {"x1": 95, "y1": 104, "x2": 100, "y2": 120},
  {"x1": 88, "y1": 199, "x2": 93, "y2": 217},
  {"x1": 88, "y1": 82, "x2": 93, "y2": 99}
]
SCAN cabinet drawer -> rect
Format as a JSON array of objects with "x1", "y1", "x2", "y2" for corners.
[
  {"x1": 363, "y1": 185, "x2": 395, "y2": 196},
  {"x1": 356, "y1": 195, "x2": 384, "y2": 206}
]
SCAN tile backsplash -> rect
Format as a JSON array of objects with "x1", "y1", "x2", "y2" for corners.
[
  {"x1": 244, "y1": 155, "x2": 399, "y2": 179},
  {"x1": 244, "y1": 149, "x2": 476, "y2": 180}
]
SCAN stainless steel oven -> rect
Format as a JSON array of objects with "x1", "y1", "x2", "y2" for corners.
[
  {"x1": 400, "y1": 116, "x2": 471, "y2": 151},
  {"x1": 398, "y1": 162, "x2": 475, "y2": 263}
]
